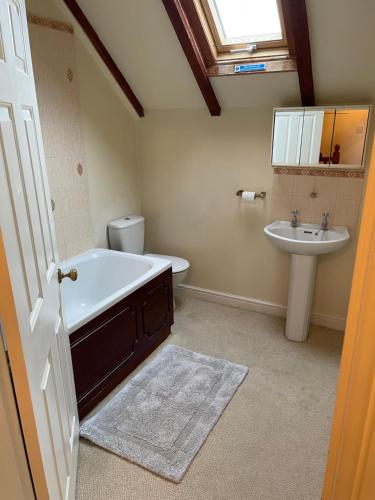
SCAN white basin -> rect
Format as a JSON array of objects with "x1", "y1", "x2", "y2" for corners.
[
  {"x1": 264, "y1": 221, "x2": 350, "y2": 256},
  {"x1": 264, "y1": 220, "x2": 350, "y2": 342}
]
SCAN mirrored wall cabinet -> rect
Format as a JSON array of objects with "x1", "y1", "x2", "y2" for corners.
[{"x1": 271, "y1": 106, "x2": 371, "y2": 169}]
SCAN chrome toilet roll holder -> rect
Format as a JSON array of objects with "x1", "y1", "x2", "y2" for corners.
[{"x1": 236, "y1": 190, "x2": 266, "y2": 199}]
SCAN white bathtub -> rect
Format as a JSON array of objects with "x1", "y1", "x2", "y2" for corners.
[{"x1": 60, "y1": 249, "x2": 171, "y2": 334}]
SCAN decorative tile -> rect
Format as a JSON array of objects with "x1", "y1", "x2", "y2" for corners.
[
  {"x1": 62, "y1": 214, "x2": 82, "y2": 245},
  {"x1": 337, "y1": 178, "x2": 363, "y2": 200},
  {"x1": 272, "y1": 174, "x2": 294, "y2": 195},
  {"x1": 274, "y1": 167, "x2": 364, "y2": 178},
  {"x1": 29, "y1": 21, "x2": 95, "y2": 259},
  {"x1": 309, "y1": 198, "x2": 336, "y2": 225},
  {"x1": 71, "y1": 156, "x2": 87, "y2": 185},
  {"x1": 54, "y1": 219, "x2": 65, "y2": 247},
  {"x1": 290, "y1": 196, "x2": 312, "y2": 222},
  {"x1": 27, "y1": 13, "x2": 74, "y2": 34},
  {"x1": 46, "y1": 157, "x2": 72, "y2": 189},
  {"x1": 271, "y1": 194, "x2": 293, "y2": 220},
  {"x1": 79, "y1": 237, "x2": 94, "y2": 254},
  {"x1": 67, "y1": 67, "x2": 73, "y2": 82},
  {"x1": 293, "y1": 175, "x2": 316, "y2": 197},
  {"x1": 57, "y1": 245, "x2": 67, "y2": 262},
  {"x1": 70, "y1": 184, "x2": 90, "y2": 215},
  {"x1": 335, "y1": 199, "x2": 360, "y2": 227},
  {"x1": 65, "y1": 241, "x2": 83, "y2": 260},
  {"x1": 50, "y1": 186, "x2": 72, "y2": 220},
  {"x1": 272, "y1": 169, "x2": 364, "y2": 228},
  {"x1": 315, "y1": 176, "x2": 338, "y2": 199}
]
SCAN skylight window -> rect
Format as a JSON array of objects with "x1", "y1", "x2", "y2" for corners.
[
  {"x1": 199, "y1": 0, "x2": 286, "y2": 56},
  {"x1": 211, "y1": 0, "x2": 283, "y2": 44}
]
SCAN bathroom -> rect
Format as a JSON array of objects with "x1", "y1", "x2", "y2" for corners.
[{"x1": 0, "y1": 0, "x2": 374, "y2": 499}]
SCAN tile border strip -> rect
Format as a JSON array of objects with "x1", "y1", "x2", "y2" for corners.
[
  {"x1": 27, "y1": 13, "x2": 74, "y2": 34},
  {"x1": 274, "y1": 167, "x2": 365, "y2": 178}
]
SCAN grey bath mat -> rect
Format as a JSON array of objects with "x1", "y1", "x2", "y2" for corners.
[{"x1": 80, "y1": 344, "x2": 248, "y2": 482}]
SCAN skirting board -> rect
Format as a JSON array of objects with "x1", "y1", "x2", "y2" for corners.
[{"x1": 176, "y1": 284, "x2": 346, "y2": 332}]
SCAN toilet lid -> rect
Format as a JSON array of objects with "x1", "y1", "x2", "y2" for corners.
[{"x1": 146, "y1": 254, "x2": 190, "y2": 274}]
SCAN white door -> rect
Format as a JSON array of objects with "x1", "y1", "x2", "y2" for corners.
[
  {"x1": 0, "y1": 1, "x2": 79, "y2": 499},
  {"x1": 300, "y1": 110, "x2": 324, "y2": 165},
  {"x1": 272, "y1": 110, "x2": 304, "y2": 165}
]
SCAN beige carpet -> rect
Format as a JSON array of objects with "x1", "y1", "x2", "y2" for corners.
[
  {"x1": 76, "y1": 296, "x2": 343, "y2": 500},
  {"x1": 80, "y1": 345, "x2": 248, "y2": 482}
]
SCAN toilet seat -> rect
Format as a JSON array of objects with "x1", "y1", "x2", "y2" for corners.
[{"x1": 146, "y1": 254, "x2": 189, "y2": 274}]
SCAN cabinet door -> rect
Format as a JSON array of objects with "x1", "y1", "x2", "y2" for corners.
[
  {"x1": 70, "y1": 304, "x2": 138, "y2": 403},
  {"x1": 141, "y1": 276, "x2": 173, "y2": 340},
  {"x1": 272, "y1": 110, "x2": 304, "y2": 165},
  {"x1": 300, "y1": 110, "x2": 325, "y2": 165}
]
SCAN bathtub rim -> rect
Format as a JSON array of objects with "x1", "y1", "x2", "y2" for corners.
[{"x1": 59, "y1": 248, "x2": 172, "y2": 334}]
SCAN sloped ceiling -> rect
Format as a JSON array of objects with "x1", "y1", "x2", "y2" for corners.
[
  {"x1": 76, "y1": 0, "x2": 300, "y2": 109},
  {"x1": 307, "y1": 0, "x2": 375, "y2": 105},
  {"x1": 76, "y1": 0, "x2": 374, "y2": 110}
]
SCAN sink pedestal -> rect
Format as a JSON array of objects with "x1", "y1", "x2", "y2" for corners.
[
  {"x1": 285, "y1": 254, "x2": 317, "y2": 342},
  {"x1": 264, "y1": 221, "x2": 350, "y2": 341}
]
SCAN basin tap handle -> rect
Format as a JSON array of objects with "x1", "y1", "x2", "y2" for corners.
[
  {"x1": 321, "y1": 212, "x2": 330, "y2": 230},
  {"x1": 290, "y1": 210, "x2": 299, "y2": 227}
]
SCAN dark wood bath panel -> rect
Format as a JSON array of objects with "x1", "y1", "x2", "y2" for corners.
[{"x1": 69, "y1": 268, "x2": 174, "y2": 419}]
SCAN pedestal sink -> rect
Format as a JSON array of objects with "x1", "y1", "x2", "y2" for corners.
[{"x1": 264, "y1": 221, "x2": 350, "y2": 342}]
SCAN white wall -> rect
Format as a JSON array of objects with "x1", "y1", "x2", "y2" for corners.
[
  {"x1": 26, "y1": 0, "x2": 374, "y2": 324},
  {"x1": 26, "y1": 0, "x2": 140, "y2": 252},
  {"x1": 75, "y1": 37, "x2": 140, "y2": 248},
  {"x1": 137, "y1": 109, "x2": 369, "y2": 321}
]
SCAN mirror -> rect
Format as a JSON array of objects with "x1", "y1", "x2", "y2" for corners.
[
  {"x1": 331, "y1": 109, "x2": 369, "y2": 167},
  {"x1": 300, "y1": 109, "x2": 335, "y2": 166},
  {"x1": 272, "y1": 110, "x2": 304, "y2": 165},
  {"x1": 271, "y1": 106, "x2": 370, "y2": 169}
]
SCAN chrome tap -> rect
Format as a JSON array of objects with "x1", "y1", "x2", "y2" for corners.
[
  {"x1": 290, "y1": 210, "x2": 299, "y2": 228},
  {"x1": 321, "y1": 212, "x2": 330, "y2": 231}
]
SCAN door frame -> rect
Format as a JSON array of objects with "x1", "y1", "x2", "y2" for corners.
[
  {"x1": 0, "y1": 301, "x2": 34, "y2": 500},
  {"x1": 322, "y1": 137, "x2": 375, "y2": 499},
  {"x1": 0, "y1": 230, "x2": 49, "y2": 499}
]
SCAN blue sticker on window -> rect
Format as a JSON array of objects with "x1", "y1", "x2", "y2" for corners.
[{"x1": 234, "y1": 63, "x2": 266, "y2": 73}]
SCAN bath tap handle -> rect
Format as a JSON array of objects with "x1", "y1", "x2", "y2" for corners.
[{"x1": 58, "y1": 268, "x2": 78, "y2": 284}]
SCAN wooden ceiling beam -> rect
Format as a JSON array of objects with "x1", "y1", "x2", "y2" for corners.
[
  {"x1": 180, "y1": 0, "x2": 216, "y2": 67},
  {"x1": 161, "y1": 0, "x2": 221, "y2": 116},
  {"x1": 280, "y1": 0, "x2": 315, "y2": 106},
  {"x1": 63, "y1": 0, "x2": 145, "y2": 117}
]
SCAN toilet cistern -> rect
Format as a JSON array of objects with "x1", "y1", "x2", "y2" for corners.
[{"x1": 107, "y1": 215, "x2": 190, "y2": 308}]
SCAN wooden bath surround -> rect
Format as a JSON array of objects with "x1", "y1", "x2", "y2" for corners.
[{"x1": 69, "y1": 269, "x2": 174, "y2": 419}]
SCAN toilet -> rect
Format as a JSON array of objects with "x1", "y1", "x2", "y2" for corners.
[{"x1": 108, "y1": 215, "x2": 190, "y2": 291}]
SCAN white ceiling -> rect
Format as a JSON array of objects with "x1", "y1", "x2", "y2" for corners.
[
  {"x1": 307, "y1": 0, "x2": 375, "y2": 105},
  {"x1": 75, "y1": 0, "x2": 374, "y2": 111},
  {"x1": 76, "y1": 0, "x2": 300, "y2": 110}
]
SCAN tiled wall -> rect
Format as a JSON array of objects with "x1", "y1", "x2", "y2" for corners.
[
  {"x1": 271, "y1": 172, "x2": 364, "y2": 230},
  {"x1": 29, "y1": 18, "x2": 94, "y2": 260}
]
